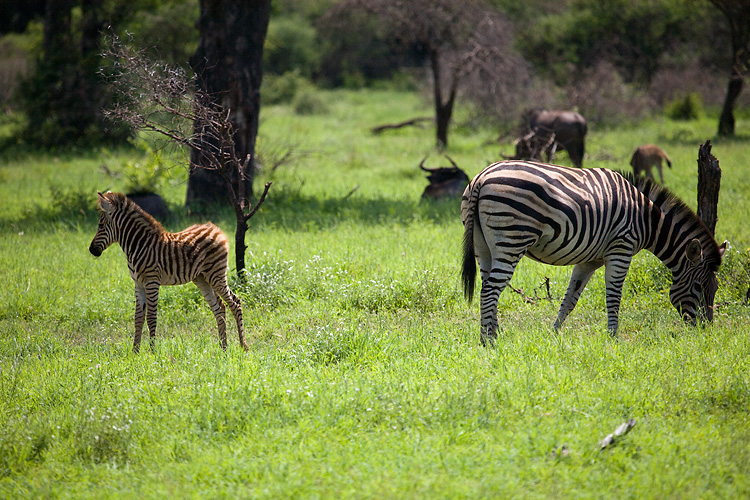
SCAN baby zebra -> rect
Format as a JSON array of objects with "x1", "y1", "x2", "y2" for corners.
[{"x1": 89, "y1": 191, "x2": 247, "y2": 352}]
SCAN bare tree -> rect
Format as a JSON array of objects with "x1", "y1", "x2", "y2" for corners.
[
  {"x1": 709, "y1": 0, "x2": 750, "y2": 136},
  {"x1": 102, "y1": 36, "x2": 271, "y2": 280},
  {"x1": 322, "y1": 0, "x2": 519, "y2": 149}
]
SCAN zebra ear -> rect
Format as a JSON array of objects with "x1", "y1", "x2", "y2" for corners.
[
  {"x1": 686, "y1": 238, "x2": 702, "y2": 266},
  {"x1": 98, "y1": 191, "x2": 115, "y2": 214}
]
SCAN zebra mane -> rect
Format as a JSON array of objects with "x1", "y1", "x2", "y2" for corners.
[
  {"x1": 106, "y1": 192, "x2": 165, "y2": 234},
  {"x1": 618, "y1": 170, "x2": 722, "y2": 265}
]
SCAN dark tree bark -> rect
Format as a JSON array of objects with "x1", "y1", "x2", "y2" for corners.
[
  {"x1": 429, "y1": 47, "x2": 459, "y2": 150},
  {"x1": 710, "y1": 0, "x2": 750, "y2": 137},
  {"x1": 696, "y1": 141, "x2": 721, "y2": 237},
  {"x1": 186, "y1": 0, "x2": 271, "y2": 208},
  {"x1": 718, "y1": 74, "x2": 743, "y2": 137}
]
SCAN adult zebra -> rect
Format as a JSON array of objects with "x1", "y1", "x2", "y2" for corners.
[
  {"x1": 89, "y1": 191, "x2": 247, "y2": 352},
  {"x1": 461, "y1": 160, "x2": 726, "y2": 344}
]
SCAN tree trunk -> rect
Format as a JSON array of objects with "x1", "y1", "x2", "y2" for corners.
[
  {"x1": 696, "y1": 141, "x2": 721, "y2": 237},
  {"x1": 718, "y1": 73, "x2": 743, "y2": 137},
  {"x1": 187, "y1": 0, "x2": 271, "y2": 208},
  {"x1": 430, "y1": 48, "x2": 450, "y2": 149}
]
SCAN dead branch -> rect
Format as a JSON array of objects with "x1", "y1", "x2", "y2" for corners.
[
  {"x1": 508, "y1": 277, "x2": 554, "y2": 305},
  {"x1": 102, "y1": 32, "x2": 271, "y2": 279},
  {"x1": 599, "y1": 419, "x2": 636, "y2": 450},
  {"x1": 371, "y1": 117, "x2": 434, "y2": 134},
  {"x1": 342, "y1": 185, "x2": 360, "y2": 200}
]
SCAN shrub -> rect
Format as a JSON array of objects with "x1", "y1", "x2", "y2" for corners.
[
  {"x1": 264, "y1": 16, "x2": 320, "y2": 78},
  {"x1": 262, "y1": 71, "x2": 312, "y2": 106},
  {"x1": 664, "y1": 92, "x2": 704, "y2": 121},
  {"x1": 109, "y1": 142, "x2": 179, "y2": 195},
  {"x1": 293, "y1": 87, "x2": 328, "y2": 115}
]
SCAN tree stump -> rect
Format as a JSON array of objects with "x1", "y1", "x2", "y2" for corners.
[{"x1": 697, "y1": 141, "x2": 721, "y2": 236}]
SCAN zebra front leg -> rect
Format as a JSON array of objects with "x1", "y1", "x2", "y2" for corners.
[
  {"x1": 603, "y1": 256, "x2": 633, "y2": 336},
  {"x1": 133, "y1": 282, "x2": 147, "y2": 353},
  {"x1": 145, "y1": 282, "x2": 160, "y2": 351},
  {"x1": 553, "y1": 261, "x2": 603, "y2": 332}
]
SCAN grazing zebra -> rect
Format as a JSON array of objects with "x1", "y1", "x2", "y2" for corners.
[
  {"x1": 89, "y1": 191, "x2": 247, "y2": 352},
  {"x1": 461, "y1": 160, "x2": 726, "y2": 344}
]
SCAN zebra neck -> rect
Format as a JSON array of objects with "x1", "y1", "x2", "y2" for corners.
[
  {"x1": 645, "y1": 206, "x2": 709, "y2": 274},
  {"x1": 116, "y1": 212, "x2": 163, "y2": 258}
]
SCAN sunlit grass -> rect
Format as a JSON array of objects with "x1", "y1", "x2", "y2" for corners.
[{"x1": 1, "y1": 89, "x2": 749, "y2": 498}]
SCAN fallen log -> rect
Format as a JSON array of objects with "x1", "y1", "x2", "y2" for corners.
[{"x1": 371, "y1": 117, "x2": 434, "y2": 134}]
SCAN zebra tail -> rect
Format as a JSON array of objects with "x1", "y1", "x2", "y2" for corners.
[{"x1": 461, "y1": 183, "x2": 480, "y2": 303}]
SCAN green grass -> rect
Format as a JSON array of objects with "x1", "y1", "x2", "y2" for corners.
[{"x1": 1, "y1": 88, "x2": 750, "y2": 498}]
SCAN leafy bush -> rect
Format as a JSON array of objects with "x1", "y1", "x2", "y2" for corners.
[
  {"x1": 264, "y1": 16, "x2": 320, "y2": 78},
  {"x1": 664, "y1": 92, "x2": 704, "y2": 121},
  {"x1": 110, "y1": 143, "x2": 179, "y2": 195},
  {"x1": 262, "y1": 71, "x2": 313, "y2": 105},
  {"x1": 293, "y1": 87, "x2": 329, "y2": 115}
]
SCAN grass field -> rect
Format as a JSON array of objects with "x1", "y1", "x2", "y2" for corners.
[{"x1": 1, "y1": 89, "x2": 750, "y2": 498}]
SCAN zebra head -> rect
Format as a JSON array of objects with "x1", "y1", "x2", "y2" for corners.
[
  {"x1": 89, "y1": 191, "x2": 121, "y2": 257},
  {"x1": 669, "y1": 238, "x2": 727, "y2": 325}
]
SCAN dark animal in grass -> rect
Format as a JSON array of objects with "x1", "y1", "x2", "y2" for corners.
[
  {"x1": 525, "y1": 109, "x2": 587, "y2": 167},
  {"x1": 503, "y1": 125, "x2": 558, "y2": 164},
  {"x1": 420, "y1": 155, "x2": 470, "y2": 200},
  {"x1": 630, "y1": 144, "x2": 672, "y2": 184}
]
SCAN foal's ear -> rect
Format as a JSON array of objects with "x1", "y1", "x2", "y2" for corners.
[
  {"x1": 97, "y1": 191, "x2": 115, "y2": 214},
  {"x1": 686, "y1": 238, "x2": 702, "y2": 266}
]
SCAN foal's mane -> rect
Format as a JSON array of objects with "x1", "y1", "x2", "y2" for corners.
[{"x1": 107, "y1": 192, "x2": 165, "y2": 234}]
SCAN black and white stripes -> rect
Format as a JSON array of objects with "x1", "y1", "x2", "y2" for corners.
[
  {"x1": 89, "y1": 191, "x2": 247, "y2": 352},
  {"x1": 461, "y1": 160, "x2": 726, "y2": 344}
]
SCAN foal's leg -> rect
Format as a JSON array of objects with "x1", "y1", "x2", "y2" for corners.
[
  {"x1": 144, "y1": 281, "x2": 160, "y2": 351},
  {"x1": 194, "y1": 275, "x2": 228, "y2": 350},
  {"x1": 133, "y1": 282, "x2": 147, "y2": 353},
  {"x1": 209, "y1": 275, "x2": 247, "y2": 350}
]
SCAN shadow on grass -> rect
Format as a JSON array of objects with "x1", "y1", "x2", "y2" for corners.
[{"x1": 0, "y1": 182, "x2": 464, "y2": 234}]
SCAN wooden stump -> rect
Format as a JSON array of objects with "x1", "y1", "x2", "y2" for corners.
[{"x1": 697, "y1": 141, "x2": 721, "y2": 236}]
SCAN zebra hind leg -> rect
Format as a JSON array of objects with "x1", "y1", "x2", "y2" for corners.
[
  {"x1": 479, "y1": 257, "x2": 524, "y2": 346},
  {"x1": 212, "y1": 278, "x2": 247, "y2": 351},
  {"x1": 194, "y1": 275, "x2": 228, "y2": 350}
]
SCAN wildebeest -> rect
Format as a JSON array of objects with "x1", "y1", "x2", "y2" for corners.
[
  {"x1": 503, "y1": 126, "x2": 558, "y2": 164},
  {"x1": 527, "y1": 109, "x2": 587, "y2": 167},
  {"x1": 420, "y1": 155, "x2": 469, "y2": 200},
  {"x1": 630, "y1": 144, "x2": 672, "y2": 184}
]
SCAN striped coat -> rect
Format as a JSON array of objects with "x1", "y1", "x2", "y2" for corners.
[
  {"x1": 461, "y1": 161, "x2": 726, "y2": 344},
  {"x1": 89, "y1": 191, "x2": 247, "y2": 352}
]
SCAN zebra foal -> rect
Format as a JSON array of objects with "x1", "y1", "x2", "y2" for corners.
[
  {"x1": 461, "y1": 161, "x2": 726, "y2": 344},
  {"x1": 89, "y1": 191, "x2": 247, "y2": 352}
]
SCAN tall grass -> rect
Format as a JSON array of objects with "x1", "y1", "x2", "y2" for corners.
[{"x1": 1, "y1": 88, "x2": 749, "y2": 498}]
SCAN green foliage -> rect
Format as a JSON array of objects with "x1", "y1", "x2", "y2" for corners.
[
  {"x1": 262, "y1": 70, "x2": 313, "y2": 106},
  {"x1": 664, "y1": 92, "x2": 705, "y2": 121},
  {"x1": 109, "y1": 142, "x2": 181, "y2": 195},
  {"x1": 121, "y1": 0, "x2": 199, "y2": 68},
  {"x1": 292, "y1": 87, "x2": 329, "y2": 115},
  {"x1": 264, "y1": 15, "x2": 320, "y2": 78},
  {"x1": 519, "y1": 0, "x2": 704, "y2": 85}
]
